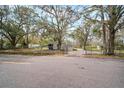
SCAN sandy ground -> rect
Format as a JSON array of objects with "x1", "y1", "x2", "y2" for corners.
[{"x1": 0, "y1": 54, "x2": 124, "y2": 88}]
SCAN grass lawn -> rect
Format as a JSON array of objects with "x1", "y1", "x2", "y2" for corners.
[
  {"x1": 83, "y1": 54, "x2": 124, "y2": 59},
  {"x1": 0, "y1": 48, "x2": 65, "y2": 56},
  {"x1": 115, "y1": 50, "x2": 124, "y2": 53},
  {"x1": 85, "y1": 46, "x2": 101, "y2": 52},
  {"x1": 85, "y1": 46, "x2": 124, "y2": 55}
]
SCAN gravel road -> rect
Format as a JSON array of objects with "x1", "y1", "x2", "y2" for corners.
[{"x1": 0, "y1": 54, "x2": 124, "y2": 88}]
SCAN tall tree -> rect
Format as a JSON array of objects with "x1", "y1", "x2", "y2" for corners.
[
  {"x1": 13, "y1": 6, "x2": 36, "y2": 48},
  {"x1": 0, "y1": 6, "x2": 9, "y2": 49},
  {"x1": 83, "y1": 5, "x2": 124, "y2": 55},
  {"x1": 1, "y1": 22, "x2": 24, "y2": 48},
  {"x1": 83, "y1": 5, "x2": 108, "y2": 54},
  {"x1": 72, "y1": 20, "x2": 91, "y2": 50},
  {"x1": 106, "y1": 5, "x2": 124, "y2": 55},
  {"x1": 37, "y1": 5, "x2": 80, "y2": 50}
]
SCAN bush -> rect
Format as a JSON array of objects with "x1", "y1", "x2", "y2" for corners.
[
  {"x1": 73, "y1": 48, "x2": 77, "y2": 51},
  {"x1": 0, "y1": 49, "x2": 65, "y2": 56}
]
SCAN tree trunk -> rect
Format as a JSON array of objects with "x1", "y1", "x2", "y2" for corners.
[
  {"x1": 25, "y1": 26, "x2": 29, "y2": 48},
  {"x1": 83, "y1": 44, "x2": 86, "y2": 50},
  {"x1": 25, "y1": 34, "x2": 29, "y2": 48},
  {"x1": 0, "y1": 35, "x2": 3, "y2": 49},
  {"x1": 0, "y1": 16, "x2": 3, "y2": 49},
  {"x1": 83, "y1": 36, "x2": 87, "y2": 50},
  {"x1": 102, "y1": 23, "x2": 107, "y2": 54},
  {"x1": 100, "y1": 5, "x2": 107, "y2": 54},
  {"x1": 107, "y1": 30, "x2": 115, "y2": 55},
  {"x1": 57, "y1": 39, "x2": 62, "y2": 50},
  {"x1": 79, "y1": 40, "x2": 83, "y2": 48},
  {"x1": 11, "y1": 41, "x2": 16, "y2": 49}
]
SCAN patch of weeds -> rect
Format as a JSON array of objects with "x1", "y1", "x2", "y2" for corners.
[{"x1": 82, "y1": 54, "x2": 124, "y2": 60}]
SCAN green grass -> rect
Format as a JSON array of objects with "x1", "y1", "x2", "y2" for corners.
[
  {"x1": 83, "y1": 54, "x2": 124, "y2": 59},
  {"x1": 85, "y1": 46, "x2": 124, "y2": 53},
  {"x1": 115, "y1": 50, "x2": 124, "y2": 53},
  {"x1": 0, "y1": 48, "x2": 65, "y2": 56},
  {"x1": 85, "y1": 46, "x2": 101, "y2": 51}
]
